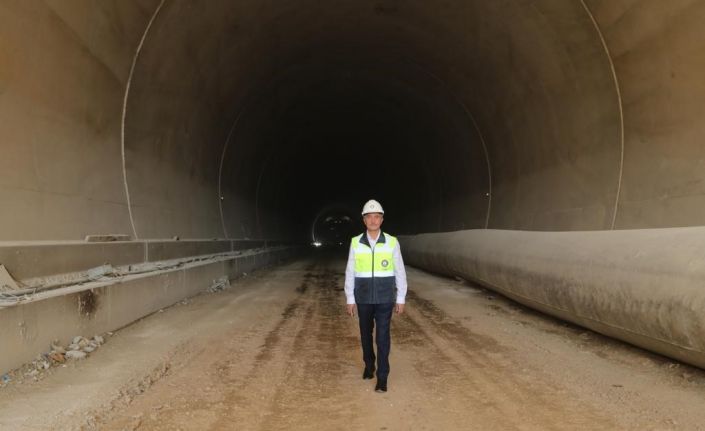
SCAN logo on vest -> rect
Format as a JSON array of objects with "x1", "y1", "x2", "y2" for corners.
[{"x1": 381, "y1": 259, "x2": 389, "y2": 268}]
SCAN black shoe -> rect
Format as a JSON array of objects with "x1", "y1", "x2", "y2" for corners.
[
  {"x1": 375, "y1": 379, "x2": 387, "y2": 393},
  {"x1": 362, "y1": 368, "x2": 375, "y2": 380}
]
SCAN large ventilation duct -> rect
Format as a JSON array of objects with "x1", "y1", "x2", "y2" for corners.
[
  {"x1": 2, "y1": 1, "x2": 705, "y2": 371},
  {"x1": 402, "y1": 228, "x2": 705, "y2": 370}
]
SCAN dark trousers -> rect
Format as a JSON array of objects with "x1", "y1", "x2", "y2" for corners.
[{"x1": 357, "y1": 303, "x2": 394, "y2": 380}]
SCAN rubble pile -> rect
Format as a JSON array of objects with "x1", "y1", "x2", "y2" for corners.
[
  {"x1": 0, "y1": 334, "x2": 108, "y2": 387},
  {"x1": 207, "y1": 276, "x2": 231, "y2": 293},
  {"x1": 61, "y1": 334, "x2": 105, "y2": 358}
]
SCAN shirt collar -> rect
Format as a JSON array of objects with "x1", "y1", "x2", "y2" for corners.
[{"x1": 360, "y1": 231, "x2": 385, "y2": 247}]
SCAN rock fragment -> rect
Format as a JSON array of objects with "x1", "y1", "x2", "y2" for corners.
[
  {"x1": 208, "y1": 276, "x2": 231, "y2": 292},
  {"x1": 65, "y1": 350, "x2": 87, "y2": 360},
  {"x1": 3, "y1": 333, "x2": 108, "y2": 386},
  {"x1": 49, "y1": 352, "x2": 66, "y2": 363}
]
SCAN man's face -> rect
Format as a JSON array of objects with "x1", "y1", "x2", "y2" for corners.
[{"x1": 363, "y1": 213, "x2": 384, "y2": 232}]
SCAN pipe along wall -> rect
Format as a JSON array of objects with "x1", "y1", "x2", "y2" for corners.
[
  {"x1": 2, "y1": 1, "x2": 705, "y2": 372},
  {"x1": 402, "y1": 228, "x2": 705, "y2": 371}
]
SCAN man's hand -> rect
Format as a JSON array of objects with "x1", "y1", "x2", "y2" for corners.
[
  {"x1": 395, "y1": 303, "x2": 405, "y2": 314},
  {"x1": 346, "y1": 304, "x2": 356, "y2": 317}
]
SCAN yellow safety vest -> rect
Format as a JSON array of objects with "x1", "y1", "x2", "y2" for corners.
[{"x1": 351, "y1": 232, "x2": 397, "y2": 304}]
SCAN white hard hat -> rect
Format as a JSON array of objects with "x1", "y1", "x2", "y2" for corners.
[{"x1": 361, "y1": 199, "x2": 384, "y2": 215}]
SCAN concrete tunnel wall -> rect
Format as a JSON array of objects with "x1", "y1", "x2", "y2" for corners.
[
  {"x1": 5, "y1": 0, "x2": 705, "y2": 241},
  {"x1": 2, "y1": 1, "x2": 705, "y2": 370}
]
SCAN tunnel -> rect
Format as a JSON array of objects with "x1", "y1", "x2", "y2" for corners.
[
  {"x1": 5, "y1": 0, "x2": 704, "y2": 238},
  {"x1": 2, "y1": 0, "x2": 636, "y2": 241},
  {"x1": 2, "y1": 1, "x2": 705, "y2": 429}
]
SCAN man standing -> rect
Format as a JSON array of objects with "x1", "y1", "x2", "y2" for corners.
[{"x1": 344, "y1": 199, "x2": 408, "y2": 393}]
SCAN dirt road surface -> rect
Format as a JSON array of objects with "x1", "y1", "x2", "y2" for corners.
[{"x1": 1, "y1": 254, "x2": 705, "y2": 430}]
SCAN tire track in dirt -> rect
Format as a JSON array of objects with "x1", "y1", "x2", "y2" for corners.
[
  {"x1": 93, "y1": 263, "x2": 317, "y2": 431},
  {"x1": 207, "y1": 263, "x2": 320, "y2": 429},
  {"x1": 17, "y1": 257, "x2": 705, "y2": 430},
  {"x1": 258, "y1": 267, "x2": 361, "y2": 430},
  {"x1": 393, "y1": 289, "x2": 619, "y2": 430},
  {"x1": 87, "y1": 257, "x2": 623, "y2": 430},
  {"x1": 91, "y1": 264, "x2": 315, "y2": 431}
]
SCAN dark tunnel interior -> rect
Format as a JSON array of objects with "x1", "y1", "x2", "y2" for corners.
[
  {"x1": 234, "y1": 56, "x2": 490, "y2": 240},
  {"x1": 121, "y1": 0, "x2": 617, "y2": 243}
]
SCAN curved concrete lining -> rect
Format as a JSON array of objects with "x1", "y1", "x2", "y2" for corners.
[
  {"x1": 401, "y1": 227, "x2": 705, "y2": 369},
  {"x1": 3, "y1": 0, "x2": 702, "y2": 241},
  {"x1": 0, "y1": 0, "x2": 642, "y2": 240}
]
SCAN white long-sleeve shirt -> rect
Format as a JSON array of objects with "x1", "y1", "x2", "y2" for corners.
[{"x1": 344, "y1": 231, "x2": 408, "y2": 304}]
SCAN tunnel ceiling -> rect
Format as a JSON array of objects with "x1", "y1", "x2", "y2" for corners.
[{"x1": 2, "y1": 1, "x2": 705, "y2": 241}]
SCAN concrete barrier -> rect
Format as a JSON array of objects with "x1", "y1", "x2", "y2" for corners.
[
  {"x1": 0, "y1": 239, "x2": 275, "y2": 281},
  {"x1": 401, "y1": 228, "x2": 705, "y2": 370},
  {"x1": 0, "y1": 245, "x2": 299, "y2": 375}
]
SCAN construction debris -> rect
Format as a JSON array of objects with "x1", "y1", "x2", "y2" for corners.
[
  {"x1": 49, "y1": 352, "x2": 66, "y2": 363},
  {"x1": 65, "y1": 350, "x2": 87, "y2": 360},
  {"x1": 86, "y1": 265, "x2": 116, "y2": 281},
  {"x1": 207, "y1": 276, "x2": 231, "y2": 293},
  {"x1": 1, "y1": 248, "x2": 270, "y2": 307},
  {"x1": 0, "y1": 334, "x2": 108, "y2": 388}
]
